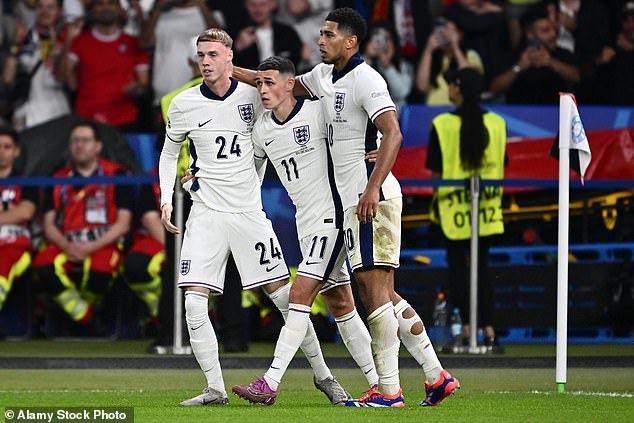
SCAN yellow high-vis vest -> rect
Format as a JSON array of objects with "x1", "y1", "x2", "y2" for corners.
[{"x1": 432, "y1": 112, "x2": 506, "y2": 240}]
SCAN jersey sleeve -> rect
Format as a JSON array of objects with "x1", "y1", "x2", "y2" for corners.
[
  {"x1": 354, "y1": 69, "x2": 396, "y2": 122},
  {"x1": 165, "y1": 98, "x2": 188, "y2": 143},
  {"x1": 297, "y1": 66, "x2": 320, "y2": 98},
  {"x1": 251, "y1": 124, "x2": 267, "y2": 160}
]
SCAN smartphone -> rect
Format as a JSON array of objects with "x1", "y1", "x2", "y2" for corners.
[{"x1": 528, "y1": 38, "x2": 541, "y2": 49}]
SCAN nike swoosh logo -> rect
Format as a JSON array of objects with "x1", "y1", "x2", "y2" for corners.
[
  {"x1": 305, "y1": 261, "x2": 320, "y2": 266},
  {"x1": 364, "y1": 368, "x2": 374, "y2": 375},
  {"x1": 265, "y1": 264, "x2": 280, "y2": 272},
  {"x1": 264, "y1": 139, "x2": 275, "y2": 146},
  {"x1": 198, "y1": 118, "x2": 213, "y2": 127},
  {"x1": 191, "y1": 324, "x2": 204, "y2": 331}
]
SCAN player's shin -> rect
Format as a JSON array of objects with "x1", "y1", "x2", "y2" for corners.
[
  {"x1": 265, "y1": 283, "x2": 332, "y2": 381},
  {"x1": 184, "y1": 291, "x2": 226, "y2": 394},
  {"x1": 335, "y1": 309, "x2": 379, "y2": 388},
  {"x1": 367, "y1": 302, "x2": 401, "y2": 395},
  {"x1": 264, "y1": 304, "x2": 311, "y2": 390},
  {"x1": 394, "y1": 299, "x2": 442, "y2": 384}
]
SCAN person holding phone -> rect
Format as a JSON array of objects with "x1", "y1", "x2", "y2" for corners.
[
  {"x1": 362, "y1": 23, "x2": 414, "y2": 111},
  {"x1": 415, "y1": 18, "x2": 483, "y2": 105},
  {"x1": 490, "y1": 3, "x2": 580, "y2": 104}
]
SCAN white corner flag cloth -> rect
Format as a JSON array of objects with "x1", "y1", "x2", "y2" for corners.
[{"x1": 559, "y1": 93, "x2": 592, "y2": 183}]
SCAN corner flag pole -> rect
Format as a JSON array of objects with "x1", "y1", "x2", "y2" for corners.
[
  {"x1": 556, "y1": 94, "x2": 571, "y2": 393},
  {"x1": 468, "y1": 175, "x2": 480, "y2": 353}
]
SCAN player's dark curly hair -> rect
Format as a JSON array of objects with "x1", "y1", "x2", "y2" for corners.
[
  {"x1": 258, "y1": 56, "x2": 296, "y2": 76},
  {"x1": 326, "y1": 8, "x2": 367, "y2": 43}
]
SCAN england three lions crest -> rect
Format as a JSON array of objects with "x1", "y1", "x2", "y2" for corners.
[
  {"x1": 238, "y1": 104, "x2": 254, "y2": 123},
  {"x1": 293, "y1": 125, "x2": 310, "y2": 145},
  {"x1": 180, "y1": 259, "x2": 191, "y2": 276},
  {"x1": 334, "y1": 92, "x2": 345, "y2": 112}
]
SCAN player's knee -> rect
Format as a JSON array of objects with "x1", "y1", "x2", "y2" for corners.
[{"x1": 410, "y1": 320, "x2": 424, "y2": 336}]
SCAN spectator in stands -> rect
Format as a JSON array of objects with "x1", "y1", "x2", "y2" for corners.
[
  {"x1": 443, "y1": 0, "x2": 505, "y2": 85},
  {"x1": 426, "y1": 67, "x2": 506, "y2": 352},
  {"x1": 368, "y1": 0, "x2": 432, "y2": 69},
  {"x1": 415, "y1": 17, "x2": 483, "y2": 105},
  {"x1": 56, "y1": 0, "x2": 149, "y2": 130},
  {"x1": 362, "y1": 22, "x2": 414, "y2": 111},
  {"x1": 275, "y1": 0, "x2": 333, "y2": 70},
  {"x1": 139, "y1": 0, "x2": 218, "y2": 117},
  {"x1": 122, "y1": 174, "x2": 164, "y2": 337},
  {"x1": 3, "y1": 0, "x2": 71, "y2": 130},
  {"x1": 0, "y1": 127, "x2": 36, "y2": 318},
  {"x1": 32, "y1": 121, "x2": 132, "y2": 334},
  {"x1": 489, "y1": 4, "x2": 580, "y2": 104},
  {"x1": 232, "y1": 0, "x2": 303, "y2": 70},
  {"x1": 589, "y1": 1, "x2": 634, "y2": 104},
  {"x1": 505, "y1": 0, "x2": 542, "y2": 49}
]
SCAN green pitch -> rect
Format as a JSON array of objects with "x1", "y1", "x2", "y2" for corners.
[{"x1": 1, "y1": 368, "x2": 633, "y2": 422}]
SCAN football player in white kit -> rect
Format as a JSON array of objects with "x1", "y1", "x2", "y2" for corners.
[
  {"x1": 231, "y1": 56, "x2": 379, "y2": 406},
  {"x1": 293, "y1": 8, "x2": 460, "y2": 407},
  {"x1": 159, "y1": 28, "x2": 349, "y2": 407}
]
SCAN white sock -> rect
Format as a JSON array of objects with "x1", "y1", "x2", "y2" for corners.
[
  {"x1": 394, "y1": 299, "x2": 443, "y2": 384},
  {"x1": 335, "y1": 308, "x2": 378, "y2": 388},
  {"x1": 266, "y1": 284, "x2": 332, "y2": 382},
  {"x1": 367, "y1": 302, "x2": 400, "y2": 395},
  {"x1": 184, "y1": 291, "x2": 226, "y2": 394},
  {"x1": 264, "y1": 303, "x2": 311, "y2": 391}
]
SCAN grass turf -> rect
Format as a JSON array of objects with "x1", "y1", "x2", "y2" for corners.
[{"x1": 1, "y1": 368, "x2": 633, "y2": 422}]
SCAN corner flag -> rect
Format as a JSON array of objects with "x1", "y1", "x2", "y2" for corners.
[{"x1": 559, "y1": 93, "x2": 592, "y2": 183}]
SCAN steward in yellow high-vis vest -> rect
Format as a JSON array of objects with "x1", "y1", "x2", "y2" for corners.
[
  {"x1": 432, "y1": 111, "x2": 506, "y2": 240},
  {"x1": 425, "y1": 67, "x2": 507, "y2": 351}
]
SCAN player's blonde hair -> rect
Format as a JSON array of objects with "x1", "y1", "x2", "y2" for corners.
[{"x1": 197, "y1": 28, "x2": 233, "y2": 49}]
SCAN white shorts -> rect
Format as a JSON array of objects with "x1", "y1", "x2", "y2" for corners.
[
  {"x1": 343, "y1": 197, "x2": 402, "y2": 271},
  {"x1": 178, "y1": 203, "x2": 289, "y2": 294},
  {"x1": 296, "y1": 227, "x2": 350, "y2": 294}
]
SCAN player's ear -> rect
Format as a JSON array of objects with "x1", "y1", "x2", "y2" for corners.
[
  {"x1": 227, "y1": 47, "x2": 234, "y2": 61},
  {"x1": 345, "y1": 34, "x2": 358, "y2": 50},
  {"x1": 287, "y1": 76, "x2": 295, "y2": 92}
]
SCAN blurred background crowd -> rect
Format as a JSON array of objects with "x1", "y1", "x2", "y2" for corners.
[{"x1": 0, "y1": 0, "x2": 632, "y2": 132}]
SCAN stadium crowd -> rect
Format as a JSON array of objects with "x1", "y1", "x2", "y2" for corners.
[{"x1": 0, "y1": 0, "x2": 633, "y2": 340}]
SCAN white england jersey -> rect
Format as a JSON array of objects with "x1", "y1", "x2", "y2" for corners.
[
  {"x1": 297, "y1": 54, "x2": 402, "y2": 210},
  {"x1": 160, "y1": 79, "x2": 264, "y2": 212},
  {"x1": 253, "y1": 98, "x2": 342, "y2": 239}
]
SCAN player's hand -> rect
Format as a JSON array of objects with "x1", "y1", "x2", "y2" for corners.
[
  {"x1": 180, "y1": 169, "x2": 196, "y2": 193},
  {"x1": 365, "y1": 149, "x2": 378, "y2": 162},
  {"x1": 161, "y1": 203, "x2": 181, "y2": 234},
  {"x1": 356, "y1": 187, "x2": 379, "y2": 224}
]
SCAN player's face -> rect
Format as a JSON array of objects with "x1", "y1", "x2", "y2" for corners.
[
  {"x1": 197, "y1": 41, "x2": 233, "y2": 86},
  {"x1": 255, "y1": 69, "x2": 293, "y2": 110},
  {"x1": 319, "y1": 21, "x2": 355, "y2": 64},
  {"x1": 69, "y1": 126, "x2": 102, "y2": 166},
  {"x1": 0, "y1": 136, "x2": 19, "y2": 171}
]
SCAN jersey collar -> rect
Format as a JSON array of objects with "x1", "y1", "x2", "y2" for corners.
[
  {"x1": 332, "y1": 52, "x2": 364, "y2": 83},
  {"x1": 272, "y1": 98, "x2": 304, "y2": 125},
  {"x1": 200, "y1": 78, "x2": 238, "y2": 101}
]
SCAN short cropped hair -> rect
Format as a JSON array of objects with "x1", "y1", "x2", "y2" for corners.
[
  {"x1": 326, "y1": 8, "x2": 367, "y2": 42},
  {"x1": 0, "y1": 127, "x2": 19, "y2": 146},
  {"x1": 197, "y1": 28, "x2": 233, "y2": 49},
  {"x1": 69, "y1": 120, "x2": 101, "y2": 141},
  {"x1": 257, "y1": 56, "x2": 296, "y2": 76}
]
